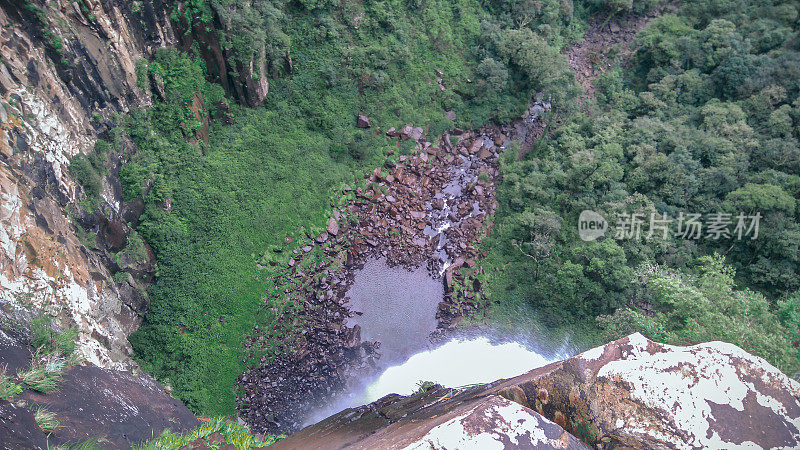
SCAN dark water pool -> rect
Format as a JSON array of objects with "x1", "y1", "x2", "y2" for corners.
[{"x1": 345, "y1": 257, "x2": 443, "y2": 367}]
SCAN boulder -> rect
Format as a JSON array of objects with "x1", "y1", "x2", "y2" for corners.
[
  {"x1": 270, "y1": 334, "x2": 800, "y2": 450},
  {"x1": 468, "y1": 139, "x2": 483, "y2": 155},
  {"x1": 0, "y1": 335, "x2": 197, "y2": 449},
  {"x1": 356, "y1": 112, "x2": 371, "y2": 128},
  {"x1": 386, "y1": 127, "x2": 399, "y2": 137},
  {"x1": 400, "y1": 125, "x2": 424, "y2": 141},
  {"x1": 400, "y1": 125, "x2": 414, "y2": 140},
  {"x1": 327, "y1": 217, "x2": 339, "y2": 236},
  {"x1": 493, "y1": 333, "x2": 800, "y2": 449},
  {"x1": 270, "y1": 388, "x2": 588, "y2": 450}
]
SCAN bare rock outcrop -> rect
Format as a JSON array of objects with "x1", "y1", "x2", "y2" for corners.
[
  {"x1": 0, "y1": 0, "x2": 176, "y2": 369},
  {"x1": 0, "y1": 331, "x2": 197, "y2": 449},
  {"x1": 494, "y1": 332, "x2": 800, "y2": 448},
  {"x1": 273, "y1": 333, "x2": 800, "y2": 449},
  {"x1": 271, "y1": 387, "x2": 588, "y2": 450}
]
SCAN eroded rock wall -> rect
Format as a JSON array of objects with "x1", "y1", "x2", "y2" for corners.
[
  {"x1": 0, "y1": 0, "x2": 272, "y2": 370},
  {"x1": 0, "y1": 0, "x2": 179, "y2": 369}
]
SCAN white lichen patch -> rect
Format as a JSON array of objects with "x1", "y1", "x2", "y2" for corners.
[
  {"x1": 597, "y1": 337, "x2": 800, "y2": 449},
  {"x1": 404, "y1": 396, "x2": 578, "y2": 450}
]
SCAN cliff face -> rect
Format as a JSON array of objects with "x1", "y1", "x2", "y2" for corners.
[
  {"x1": 0, "y1": 0, "x2": 175, "y2": 369},
  {"x1": 0, "y1": 0, "x2": 268, "y2": 369}
]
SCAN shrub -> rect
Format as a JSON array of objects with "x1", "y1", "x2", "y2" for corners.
[
  {"x1": 598, "y1": 256, "x2": 800, "y2": 375},
  {"x1": 0, "y1": 368, "x2": 22, "y2": 401}
]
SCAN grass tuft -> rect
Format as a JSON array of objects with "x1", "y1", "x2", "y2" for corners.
[
  {"x1": 16, "y1": 353, "x2": 66, "y2": 393},
  {"x1": 0, "y1": 366, "x2": 23, "y2": 400},
  {"x1": 34, "y1": 407, "x2": 60, "y2": 433},
  {"x1": 134, "y1": 416, "x2": 283, "y2": 450}
]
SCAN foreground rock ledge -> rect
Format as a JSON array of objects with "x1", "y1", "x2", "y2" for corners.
[{"x1": 273, "y1": 333, "x2": 800, "y2": 449}]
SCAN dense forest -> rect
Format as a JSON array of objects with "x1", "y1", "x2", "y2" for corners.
[
  {"x1": 71, "y1": 0, "x2": 800, "y2": 416},
  {"x1": 483, "y1": 0, "x2": 800, "y2": 375}
]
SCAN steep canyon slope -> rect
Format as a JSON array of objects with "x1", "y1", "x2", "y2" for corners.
[{"x1": 0, "y1": 0, "x2": 269, "y2": 369}]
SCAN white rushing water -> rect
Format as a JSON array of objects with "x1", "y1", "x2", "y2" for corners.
[
  {"x1": 363, "y1": 336, "x2": 557, "y2": 401},
  {"x1": 307, "y1": 336, "x2": 563, "y2": 425}
]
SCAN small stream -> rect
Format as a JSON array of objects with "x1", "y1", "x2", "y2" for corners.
[{"x1": 424, "y1": 135, "x2": 499, "y2": 274}]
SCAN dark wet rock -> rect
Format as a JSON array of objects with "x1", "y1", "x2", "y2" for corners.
[
  {"x1": 0, "y1": 335, "x2": 197, "y2": 449},
  {"x1": 344, "y1": 325, "x2": 361, "y2": 348},
  {"x1": 214, "y1": 100, "x2": 234, "y2": 125},
  {"x1": 151, "y1": 72, "x2": 167, "y2": 101},
  {"x1": 0, "y1": 400, "x2": 48, "y2": 450}
]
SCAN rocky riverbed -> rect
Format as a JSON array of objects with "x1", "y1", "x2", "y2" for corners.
[{"x1": 236, "y1": 118, "x2": 520, "y2": 434}]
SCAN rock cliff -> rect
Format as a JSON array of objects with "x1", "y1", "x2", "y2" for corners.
[
  {"x1": 273, "y1": 333, "x2": 800, "y2": 449},
  {"x1": 0, "y1": 0, "x2": 270, "y2": 370}
]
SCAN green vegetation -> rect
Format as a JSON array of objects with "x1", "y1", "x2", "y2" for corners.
[
  {"x1": 51, "y1": 438, "x2": 106, "y2": 450},
  {"x1": 34, "y1": 407, "x2": 61, "y2": 433},
  {"x1": 414, "y1": 380, "x2": 437, "y2": 395},
  {"x1": 134, "y1": 417, "x2": 283, "y2": 450},
  {"x1": 482, "y1": 0, "x2": 800, "y2": 372},
  {"x1": 126, "y1": 0, "x2": 588, "y2": 416},
  {"x1": 598, "y1": 255, "x2": 800, "y2": 374},
  {"x1": 0, "y1": 315, "x2": 81, "y2": 399},
  {"x1": 69, "y1": 139, "x2": 114, "y2": 210},
  {"x1": 66, "y1": 0, "x2": 795, "y2": 422},
  {"x1": 30, "y1": 315, "x2": 79, "y2": 357},
  {"x1": 17, "y1": 354, "x2": 65, "y2": 393},
  {"x1": 0, "y1": 367, "x2": 23, "y2": 400}
]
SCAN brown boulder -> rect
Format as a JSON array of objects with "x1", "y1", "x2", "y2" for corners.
[
  {"x1": 468, "y1": 139, "x2": 483, "y2": 154},
  {"x1": 492, "y1": 333, "x2": 800, "y2": 448},
  {"x1": 356, "y1": 112, "x2": 371, "y2": 128},
  {"x1": 270, "y1": 389, "x2": 588, "y2": 450},
  {"x1": 327, "y1": 217, "x2": 339, "y2": 236}
]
